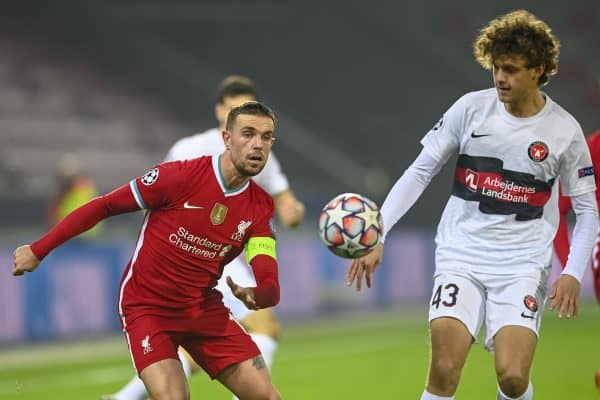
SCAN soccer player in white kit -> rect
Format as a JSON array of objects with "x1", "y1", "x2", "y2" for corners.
[
  {"x1": 104, "y1": 76, "x2": 304, "y2": 400},
  {"x1": 347, "y1": 10, "x2": 598, "y2": 400}
]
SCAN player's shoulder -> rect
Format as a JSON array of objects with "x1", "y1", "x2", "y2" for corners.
[
  {"x1": 248, "y1": 180, "x2": 275, "y2": 209},
  {"x1": 162, "y1": 155, "x2": 212, "y2": 174},
  {"x1": 166, "y1": 128, "x2": 222, "y2": 160},
  {"x1": 175, "y1": 129, "x2": 219, "y2": 147},
  {"x1": 545, "y1": 95, "x2": 581, "y2": 132}
]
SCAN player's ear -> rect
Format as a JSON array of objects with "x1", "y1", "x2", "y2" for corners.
[
  {"x1": 222, "y1": 130, "x2": 232, "y2": 150},
  {"x1": 532, "y1": 63, "x2": 544, "y2": 82}
]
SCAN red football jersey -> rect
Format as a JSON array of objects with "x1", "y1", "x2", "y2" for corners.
[{"x1": 119, "y1": 155, "x2": 274, "y2": 322}]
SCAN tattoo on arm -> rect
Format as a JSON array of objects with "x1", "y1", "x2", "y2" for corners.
[{"x1": 252, "y1": 355, "x2": 266, "y2": 370}]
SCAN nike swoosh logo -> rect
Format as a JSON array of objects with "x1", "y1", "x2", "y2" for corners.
[
  {"x1": 471, "y1": 131, "x2": 491, "y2": 138},
  {"x1": 520, "y1": 312, "x2": 535, "y2": 319},
  {"x1": 183, "y1": 201, "x2": 204, "y2": 209}
]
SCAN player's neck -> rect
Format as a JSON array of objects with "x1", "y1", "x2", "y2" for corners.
[
  {"x1": 219, "y1": 154, "x2": 249, "y2": 190},
  {"x1": 504, "y1": 90, "x2": 545, "y2": 118}
]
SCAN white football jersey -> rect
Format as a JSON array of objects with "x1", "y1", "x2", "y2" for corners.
[
  {"x1": 421, "y1": 88, "x2": 595, "y2": 275},
  {"x1": 165, "y1": 128, "x2": 289, "y2": 196}
]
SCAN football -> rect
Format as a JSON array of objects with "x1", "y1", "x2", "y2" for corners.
[{"x1": 318, "y1": 193, "x2": 384, "y2": 259}]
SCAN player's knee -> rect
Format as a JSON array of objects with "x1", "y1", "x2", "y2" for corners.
[
  {"x1": 497, "y1": 371, "x2": 529, "y2": 398},
  {"x1": 429, "y1": 357, "x2": 462, "y2": 391},
  {"x1": 147, "y1": 386, "x2": 190, "y2": 400},
  {"x1": 145, "y1": 378, "x2": 189, "y2": 400},
  {"x1": 254, "y1": 385, "x2": 280, "y2": 400}
]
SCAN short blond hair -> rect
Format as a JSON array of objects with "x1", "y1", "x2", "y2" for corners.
[{"x1": 473, "y1": 10, "x2": 560, "y2": 86}]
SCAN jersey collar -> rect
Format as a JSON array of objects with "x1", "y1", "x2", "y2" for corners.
[
  {"x1": 496, "y1": 91, "x2": 554, "y2": 125},
  {"x1": 212, "y1": 155, "x2": 250, "y2": 197}
]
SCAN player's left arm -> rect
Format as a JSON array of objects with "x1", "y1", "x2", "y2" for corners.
[
  {"x1": 273, "y1": 189, "x2": 305, "y2": 228},
  {"x1": 253, "y1": 152, "x2": 305, "y2": 228},
  {"x1": 227, "y1": 236, "x2": 279, "y2": 309},
  {"x1": 549, "y1": 191, "x2": 599, "y2": 318}
]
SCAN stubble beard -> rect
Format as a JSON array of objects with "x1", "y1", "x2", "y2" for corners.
[{"x1": 234, "y1": 159, "x2": 263, "y2": 178}]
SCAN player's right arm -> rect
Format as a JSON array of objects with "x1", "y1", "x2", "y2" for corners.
[
  {"x1": 346, "y1": 150, "x2": 444, "y2": 290},
  {"x1": 347, "y1": 94, "x2": 468, "y2": 291},
  {"x1": 12, "y1": 163, "x2": 183, "y2": 276},
  {"x1": 12, "y1": 184, "x2": 140, "y2": 276}
]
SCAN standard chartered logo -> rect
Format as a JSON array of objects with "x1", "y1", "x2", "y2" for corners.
[{"x1": 168, "y1": 226, "x2": 232, "y2": 258}]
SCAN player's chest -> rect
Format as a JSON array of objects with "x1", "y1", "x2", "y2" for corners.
[
  {"x1": 460, "y1": 116, "x2": 561, "y2": 179},
  {"x1": 172, "y1": 190, "x2": 255, "y2": 242}
]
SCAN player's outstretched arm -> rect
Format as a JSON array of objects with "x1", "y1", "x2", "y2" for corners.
[
  {"x1": 347, "y1": 243, "x2": 383, "y2": 291},
  {"x1": 273, "y1": 189, "x2": 305, "y2": 228},
  {"x1": 12, "y1": 245, "x2": 40, "y2": 276}
]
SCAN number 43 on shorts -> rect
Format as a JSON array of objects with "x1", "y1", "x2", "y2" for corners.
[{"x1": 431, "y1": 283, "x2": 459, "y2": 309}]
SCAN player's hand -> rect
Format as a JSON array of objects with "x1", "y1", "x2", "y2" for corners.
[
  {"x1": 226, "y1": 276, "x2": 259, "y2": 310},
  {"x1": 12, "y1": 245, "x2": 40, "y2": 276},
  {"x1": 346, "y1": 243, "x2": 383, "y2": 291},
  {"x1": 549, "y1": 274, "x2": 581, "y2": 319},
  {"x1": 275, "y1": 191, "x2": 305, "y2": 228}
]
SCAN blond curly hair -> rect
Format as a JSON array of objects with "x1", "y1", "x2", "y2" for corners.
[{"x1": 473, "y1": 10, "x2": 560, "y2": 86}]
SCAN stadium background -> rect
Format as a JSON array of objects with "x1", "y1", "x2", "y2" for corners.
[{"x1": 1, "y1": 0, "x2": 599, "y2": 398}]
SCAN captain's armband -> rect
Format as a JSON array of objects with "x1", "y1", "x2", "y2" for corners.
[{"x1": 245, "y1": 236, "x2": 277, "y2": 264}]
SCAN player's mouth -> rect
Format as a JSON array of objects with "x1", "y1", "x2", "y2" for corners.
[
  {"x1": 497, "y1": 86, "x2": 511, "y2": 93},
  {"x1": 247, "y1": 154, "x2": 264, "y2": 163}
]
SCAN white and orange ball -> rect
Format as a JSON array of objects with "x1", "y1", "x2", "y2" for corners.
[{"x1": 318, "y1": 193, "x2": 384, "y2": 259}]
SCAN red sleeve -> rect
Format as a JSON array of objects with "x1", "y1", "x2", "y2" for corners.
[
  {"x1": 130, "y1": 162, "x2": 184, "y2": 210},
  {"x1": 553, "y1": 187, "x2": 572, "y2": 268},
  {"x1": 250, "y1": 254, "x2": 280, "y2": 308},
  {"x1": 30, "y1": 184, "x2": 139, "y2": 260}
]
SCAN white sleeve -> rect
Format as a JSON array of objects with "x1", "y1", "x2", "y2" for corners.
[
  {"x1": 562, "y1": 191, "x2": 599, "y2": 282},
  {"x1": 380, "y1": 149, "x2": 444, "y2": 241},
  {"x1": 164, "y1": 138, "x2": 188, "y2": 162},
  {"x1": 559, "y1": 126, "x2": 596, "y2": 196},
  {"x1": 420, "y1": 94, "x2": 468, "y2": 164},
  {"x1": 252, "y1": 152, "x2": 290, "y2": 196}
]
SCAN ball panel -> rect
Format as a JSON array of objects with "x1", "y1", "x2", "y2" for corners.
[
  {"x1": 324, "y1": 223, "x2": 344, "y2": 246},
  {"x1": 360, "y1": 225, "x2": 380, "y2": 247},
  {"x1": 342, "y1": 215, "x2": 365, "y2": 238},
  {"x1": 343, "y1": 196, "x2": 366, "y2": 212}
]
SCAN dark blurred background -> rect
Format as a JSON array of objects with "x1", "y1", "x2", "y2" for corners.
[
  {"x1": 0, "y1": 0, "x2": 599, "y2": 346},
  {"x1": 2, "y1": 0, "x2": 598, "y2": 228}
]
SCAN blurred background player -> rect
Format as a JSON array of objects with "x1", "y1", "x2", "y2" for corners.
[
  {"x1": 48, "y1": 153, "x2": 101, "y2": 239},
  {"x1": 103, "y1": 75, "x2": 304, "y2": 400}
]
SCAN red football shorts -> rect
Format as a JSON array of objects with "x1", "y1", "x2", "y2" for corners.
[{"x1": 123, "y1": 308, "x2": 260, "y2": 378}]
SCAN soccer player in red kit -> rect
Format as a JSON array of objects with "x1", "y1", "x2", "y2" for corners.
[
  {"x1": 554, "y1": 129, "x2": 600, "y2": 304},
  {"x1": 12, "y1": 101, "x2": 282, "y2": 400}
]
